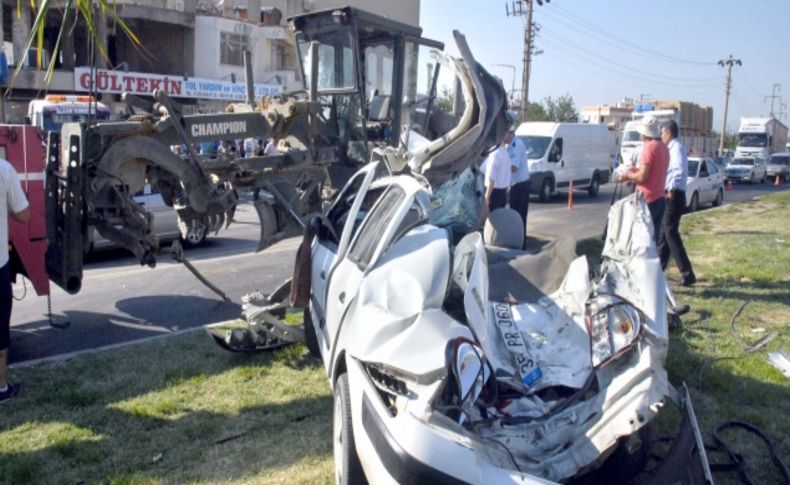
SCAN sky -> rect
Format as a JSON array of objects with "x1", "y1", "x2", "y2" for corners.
[{"x1": 419, "y1": 0, "x2": 790, "y2": 133}]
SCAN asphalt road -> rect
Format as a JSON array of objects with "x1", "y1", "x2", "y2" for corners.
[{"x1": 10, "y1": 181, "x2": 787, "y2": 364}]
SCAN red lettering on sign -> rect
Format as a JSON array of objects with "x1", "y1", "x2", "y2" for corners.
[
  {"x1": 149, "y1": 78, "x2": 161, "y2": 92},
  {"x1": 123, "y1": 76, "x2": 135, "y2": 91},
  {"x1": 110, "y1": 73, "x2": 122, "y2": 91},
  {"x1": 79, "y1": 72, "x2": 92, "y2": 90},
  {"x1": 136, "y1": 77, "x2": 149, "y2": 93}
]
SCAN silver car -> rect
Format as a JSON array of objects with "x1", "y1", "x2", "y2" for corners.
[
  {"x1": 90, "y1": 184, "x2": 207, "y2": 251},
  {"x1": 766, "y1": 152, "x2": 790, "y2": 183},
  {"x1": 725, "y1": 156, "x2": 767, "y2": 183}
]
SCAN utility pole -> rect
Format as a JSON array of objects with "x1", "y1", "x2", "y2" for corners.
[
  {"x1": 506, "y1": 0, "x2": 549, "y2": 122},
  {"x1": 718, "y1": 55, "x2": 742, "y2": 155},
  {"x1": 764, "y1": 83, "x2": 781, "y2": 117}
]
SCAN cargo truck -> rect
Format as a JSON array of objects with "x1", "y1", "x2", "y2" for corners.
[{"x1": 734, "y1": 117, "x2": 788, "y2": 159}]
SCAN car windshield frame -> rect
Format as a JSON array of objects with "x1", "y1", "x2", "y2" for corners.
[
  {"x1": 769, "y1": 155, "x2": 789, "y2": 165},
  {"x1": 518, "y1": 135, "x2": 553, "y2": 159},
  {"x1": 731, "y1": 158, "x2": 755, "y2": 166}
]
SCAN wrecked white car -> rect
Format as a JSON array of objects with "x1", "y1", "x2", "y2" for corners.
[
  {"x1": 209, "y1": 28, "x2": 710, "y2": 484},
  {"x1": 292, "y1": 160, "x2": 710, "y2": 483}
]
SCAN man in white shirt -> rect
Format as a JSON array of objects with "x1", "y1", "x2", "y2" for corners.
[
  {"x1": 507, "y1": 128, "x2": 530, "y2": 238},
  {"x1": 1, "y1": 158, "x2": 30, "y2": 403},
  {"x1": 658, "y1": 120, "x2": 696, "y2": 286},
  {"x1": 484, "y1": 131, "x2": 513, "y2": 212}
]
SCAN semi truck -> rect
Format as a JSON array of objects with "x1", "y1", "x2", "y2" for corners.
[{"x1": 734, "y1": 117, "x2": 788, "y2": 159}]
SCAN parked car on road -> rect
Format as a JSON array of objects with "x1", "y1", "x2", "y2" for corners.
[
  {"x1": 766, "y1": 152, "x2": 790, "y2": 182},
  {"x1": 725, "y1": 156, "x2": 767, "y2": 183},
  {"x1": 686, "y1": 157, "x2": 725, "y2": 212},
  {"x1": 90, "y1": 184, "x2": 207, "y2": 252}
]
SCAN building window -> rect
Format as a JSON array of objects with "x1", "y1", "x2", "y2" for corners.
[
  {"x1": 273, "y1": 43, "x2": 290, "y2": 70},
  {"x1": 220, "y1": 31, "x2": 250, "y2": 66}
]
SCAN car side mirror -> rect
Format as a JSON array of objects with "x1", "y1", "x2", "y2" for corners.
[{"x1": 700, "y1": 170, "x2": 709, "y2": 177}]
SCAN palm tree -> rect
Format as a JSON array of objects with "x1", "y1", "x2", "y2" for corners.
[{"x1": 11, "y1": 0, "x2": 141, "y2": 86}]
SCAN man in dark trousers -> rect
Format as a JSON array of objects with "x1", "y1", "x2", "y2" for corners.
[
  {"x1": 507, "y1": 128, "x2": 531, "y2": 243},
  {"x1": 659, "y1": 120, "x2": 696, "y2": 286},
  {"x1": 0, "y1": 157, "x2": 29, "y2": 403}
]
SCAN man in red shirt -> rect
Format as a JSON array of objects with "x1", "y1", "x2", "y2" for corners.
[{"x1": 618, "y1": 117, "x2": 669, "y2": 243}]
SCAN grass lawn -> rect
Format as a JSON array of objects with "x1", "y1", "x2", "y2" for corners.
[
  {"x1": 0, "y1": 320, "x2": 334, "y2": 484},
  {"x1": 1, "y1": 192, "x2": 788, "y2": 484}
]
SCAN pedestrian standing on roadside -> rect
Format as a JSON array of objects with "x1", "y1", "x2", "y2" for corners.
[
  {"x1": 484, "y1": 131, "x2": 514, "y2": 213},
  {"x1": 1, "y1": 158, "x2": 29, "y2": 403},
  {"x1": 618, "y1": 117, "x2": 669, "y2": 243},
  {"x1": 507, "y1": 128, "x2": 531, "y2": 240},
  {"x1": 658, "y1": 120, "x2": 696, "y2": 286}
]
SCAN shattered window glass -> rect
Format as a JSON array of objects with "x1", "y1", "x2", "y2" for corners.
[
  {"x1": 298, "y1": 28, "x2": 356, "y2": 91},
  {"x1": 348, "y1": 186, "x2": 405, "y2": 269}
]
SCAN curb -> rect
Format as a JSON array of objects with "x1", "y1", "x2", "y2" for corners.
[{"x1": 9, "y1": 320, "x2": 241, "y2": 370}]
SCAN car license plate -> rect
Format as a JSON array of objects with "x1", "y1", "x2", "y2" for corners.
[{"x1": 491, "y1": 302, "x2": 542, "y2": 387}]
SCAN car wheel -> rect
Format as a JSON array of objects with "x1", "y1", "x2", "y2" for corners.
[
  {"x1": 713, "y1": 188, "x2": 723, "y2": 207},
  {"x1": 539, "y1": 178, "x2": 553, "y2": 203},
  {"x1": 303, "y1": 309, "x2": 321, "y2": 358},
  {"x1": 334, "y1": 373, "x2": 365, "y2": 485},
  {"x1": 689, "y1": 192, "x2": 699, "y2": 213},
  {"x1": 588, "y1": 174, "x2": 600, "y2": 197},
  {"x1": 181, "y1": 226, "x2": 207, "y2": 248}
]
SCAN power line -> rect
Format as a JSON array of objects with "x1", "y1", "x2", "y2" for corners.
[
  {"x1": 535, "y1": 34, "x2": 719, "y2": 90},
  {"x1": 549, "y1": 3, "x2": 717, "y2": 66},
  {"x1": 537, "y1": 25, "x2": 721, "y2": 84}
]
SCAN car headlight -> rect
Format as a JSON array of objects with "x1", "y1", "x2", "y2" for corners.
[
  {"x1": 587, "y1": 296, "x2": 643, "y2": 367},
  {"x1": 441, "y1": 338, "x2": 492, "y2": 424}
]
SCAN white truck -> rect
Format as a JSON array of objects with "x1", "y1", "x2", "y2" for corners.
[
  {"x1": 516, "y1": 122, "x2": 613, "y2": 202},
  {"x1": 27, "y1": 95, "x2": 111, "y2": 133},
  {"x1": 621, "y1": 108, "x2": 718, "y2": 164},
  {"x1": 735, "y1": 117, "x2": 789, "y2": 159},
  {"x1": 620, "y1": 109, "x2": 679, "y2": 165}
]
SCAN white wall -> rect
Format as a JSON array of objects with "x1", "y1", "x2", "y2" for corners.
[
  {"x1": 193, "y1": 15, "x2": 298, "y2": 90},
  {"x1": 242, "y1": 0, "x2": 420, "y2": 27}
]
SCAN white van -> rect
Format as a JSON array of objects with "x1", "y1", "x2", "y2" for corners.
[{"x1": 516, "y1": 122, "x2": 613, "y2": 202}]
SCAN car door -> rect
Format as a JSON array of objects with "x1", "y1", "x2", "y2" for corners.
[
  {"x1": 135, "y1": 183, "x2": 179, "y2": 240},
  {"x1": 322, "y1": 183, "x2": 409, "y2": 358},
  {"x1": 548, "y1": 137, "x2": 571, "y2": 188},
  {"x1": 697, "y1": 158, "x2": 713, "y2": 204},
  {"x1": 706, "y1": 159, "x2": 724, "y2": 201},
  {"x1": 311, "y1": 163, "x2": 380, "y2": 329}
]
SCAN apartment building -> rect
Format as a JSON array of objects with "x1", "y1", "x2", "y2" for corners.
[{"x1": 0, "y1": 0, "x2": 420, "y2": 120}]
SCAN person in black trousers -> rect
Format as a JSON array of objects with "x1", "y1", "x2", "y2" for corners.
[{"x1": 658, "y1": 120, "x2": 696, "y2": 286}]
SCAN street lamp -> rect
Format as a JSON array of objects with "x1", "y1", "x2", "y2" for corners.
[{"x1": 493, "y1": 63, "x2": 516, "y2": 106}]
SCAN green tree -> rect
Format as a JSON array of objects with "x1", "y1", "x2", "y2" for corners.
[
  {"x1": 525, "y1": 102, "x2": 549, "y2": 122},
  {"x1": 12, "y1": 0, "x2": 140, "y2": 85},
  {"x1": 543, "y1": 93, "x2": 579, "y2": 122}
]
